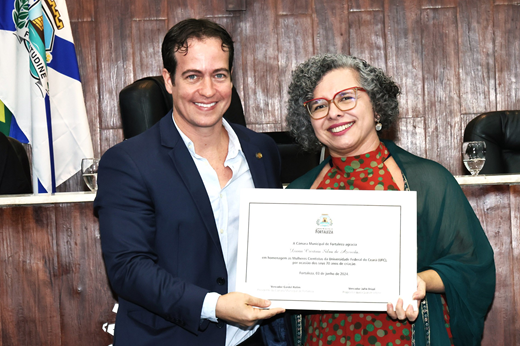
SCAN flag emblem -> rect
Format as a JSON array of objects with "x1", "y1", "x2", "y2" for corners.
[{"x1": 1, "y1": 0, "x2": 94, "y2": 193}]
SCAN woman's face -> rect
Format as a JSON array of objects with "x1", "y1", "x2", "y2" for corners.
[{"x1": 310, "y1": 68, "x2": 379, "y2": 157}]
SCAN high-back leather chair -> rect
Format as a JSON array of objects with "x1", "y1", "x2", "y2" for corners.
[
  {"x1": 118, "y1": 76, "x2": 319, "y2": 184},
  {"x1": 463, "y1": 110, "x2": 520, "y2": 174},
  {"x1": 0, "y1": 133, "x2": 32, "y2": 194}
]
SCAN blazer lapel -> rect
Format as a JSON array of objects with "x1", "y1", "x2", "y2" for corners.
[
  {"x1": 158, "y1": 115, "x2": 223, "y2": 254},
  {"x1": 234, "y1": 126, "x2": 269, "y2": 188}
]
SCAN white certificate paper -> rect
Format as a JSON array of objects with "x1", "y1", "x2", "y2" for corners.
[{"x1": 236, "y1": 188, "x2": 417, "y2": 311}]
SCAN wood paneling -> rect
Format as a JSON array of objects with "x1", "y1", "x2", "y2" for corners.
[
  {"x1": 241, "y1": 0, "x2": 280, "y2": 126},
  {"x1": 350, "y1": 0, "x2": 384, "y2": 11},
  {"x1": 385, "y1": 0, "x2": 423, "y2": 119},
  {"x1": 0, "y1": 206, "x2": 61, "y2": 346},
  {"x1": 349, "y1": 10, "x2": 386, "y2": 70},
  {"x1": 422, "y1": 8, "x2": 462, "y2": 175},
  {"x1": 0, "y1": 202, "x2": 115, "y2": 346},
  {"x1": 511, "y1": 185, "x2": 520, "y2": 345},
  {"x1": 458, "y1": 0, "x2": 496, "y2": 114},
  {"x1": 421, "y1": 0, "x2": 458, "y2": 8},
  {"x1": 95, "y1": 0, "x2": 134, "y2": 130},
  {"x1": 132, "y1": 0, "x2": 167, "y2": 20},
  {"x1": 226, "y1": 0, "x2": 247, "y2": 11},
  {"x1": 132, "y1": 20, "x2": 168, "y2": 80},
  {"x1": 394, "y1": 117, "x2": 427, "y2": 158},
  {"x1": 277, "y1": 0, "x2": 312, "y2": 15},
  {"x1": 100, "y1": 129, "x2": 124, "y2": 156},
  {"x1": 278, "y1": 15, "x2": 314, "y2": 130},
  {"x1": 55, "y1": 0, "x2": 520, "y2": 191},
  {"x1": 72, "y1": 21, "x2": 101, "y2": 158},
  {"x1": 55, "y1": 203, "x2": 114, "y2": 345},
  {"x1": 494, "y1": 5, "x2": 520, "y2": 110},
  {"x1": 463, "y1": 186, "x2": 516, "y2": 345},
  {"x1": 313, "y1": 0, "x2": 348, "y2": 54},
  {"x1": 66, "y1": 0, "x2": 94, "y2": 22}
]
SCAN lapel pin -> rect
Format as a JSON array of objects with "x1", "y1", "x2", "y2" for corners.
[{"x1": 256, "y1": 152, "x2": 263, "y2": 159}]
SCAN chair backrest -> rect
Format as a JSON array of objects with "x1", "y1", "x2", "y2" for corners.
[
  {"x1": 463, "y1": 110, "x2": 520, "y2": 174},
  {"x1": 0, "y1": 133, "x2": 32, "y2": 194},
  {"x1": 119, "y1": 75, "x2": 246, "y2": 139}
]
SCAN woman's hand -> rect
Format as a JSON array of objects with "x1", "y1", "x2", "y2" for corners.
[{"x1": 387, "y1": 274, "x2": 426, "y2": 322}]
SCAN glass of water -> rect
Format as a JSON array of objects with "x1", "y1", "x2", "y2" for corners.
[
  {"x1": 462, "y1": 141, "x2": 486, "y2": 175},
  {"x1": 81, "y1": 158, "x2": 100, "y2": 191}
]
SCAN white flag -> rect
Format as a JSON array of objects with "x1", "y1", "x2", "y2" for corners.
[{"x1": 0, "y1": 0, "x2": 93, "y2": 193}]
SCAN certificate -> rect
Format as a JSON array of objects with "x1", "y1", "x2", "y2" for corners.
[{"x1": 236, "y1": 188, "x2": 417, "y2": 311}]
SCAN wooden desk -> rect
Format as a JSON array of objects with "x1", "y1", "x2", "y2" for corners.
[
  {"x1": 455, "y1": 175, "x2": 520, "y2": 345},
  {"x1": 0, "y1": 192, "x2": 115, "y2": 346}
]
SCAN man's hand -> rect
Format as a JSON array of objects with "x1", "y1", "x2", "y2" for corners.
[{"x1": 215, "y1": 292, "x2": 285, "y2": 327}]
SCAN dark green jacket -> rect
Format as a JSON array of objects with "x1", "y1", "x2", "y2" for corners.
[{"x1": 287, "y1": 140, "x2": 495, "y2": 346}]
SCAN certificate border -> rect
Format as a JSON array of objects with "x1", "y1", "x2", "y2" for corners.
[{"x1": 244, "y1": 202, "x2": 403, "y2": 306}]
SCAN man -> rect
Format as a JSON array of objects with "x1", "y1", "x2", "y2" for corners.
[{"x1": 95, "y1": 19, "x2": 286, "y2": 345}]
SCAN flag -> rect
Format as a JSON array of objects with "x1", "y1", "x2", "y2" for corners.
[{"x1": 0, "y1": 0, "x2": 93, "y2": 193}]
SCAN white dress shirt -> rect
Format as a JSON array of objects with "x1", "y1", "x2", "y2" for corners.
[{"x1": 173, "y1": 117, "x2": 258, "y2": 346}]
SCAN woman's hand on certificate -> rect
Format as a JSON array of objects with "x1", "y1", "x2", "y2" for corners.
[
  {"x1": 216, "y1": 292, "x2": 285, "y2": 327},
  {"x1": 386, "y1": 274, "x2": 426, "y2": 322}
]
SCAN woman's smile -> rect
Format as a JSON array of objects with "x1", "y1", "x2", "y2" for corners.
[{"x1": 329, "y1": 121, "x2": 354, "y2": 134}]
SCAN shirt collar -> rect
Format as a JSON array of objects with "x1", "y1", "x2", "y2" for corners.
[{"x1": 172, "y1": 115, "x2": 243, "y2": 160}]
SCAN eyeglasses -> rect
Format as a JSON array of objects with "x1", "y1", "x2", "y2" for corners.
[{"x1": 303, "y1": 86, "x2": 366, "y2": 120}]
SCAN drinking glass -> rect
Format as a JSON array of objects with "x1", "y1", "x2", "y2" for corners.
[
  {"x1": 462, "y1": 141, "x2": 486, "y2": 175},
  {"x1": 81, "y1": 158, "x2": 100, "y2": 191}
]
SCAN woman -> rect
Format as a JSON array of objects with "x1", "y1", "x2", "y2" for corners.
[{"x1": 285, "y1": 54, "x2": 495, "y2": 346}]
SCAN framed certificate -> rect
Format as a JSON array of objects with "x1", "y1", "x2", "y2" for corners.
[{"x1": 236, "y1": 188, "x2": 417, "y2": 311}]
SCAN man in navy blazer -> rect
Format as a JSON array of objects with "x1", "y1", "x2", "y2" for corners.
[{"x1": 95, "y1": 19, "x2": 286, "y2": 345}]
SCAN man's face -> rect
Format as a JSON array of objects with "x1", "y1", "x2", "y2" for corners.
[{"x1": 163, "y1": 37, "x2": 232, "y2": 137}]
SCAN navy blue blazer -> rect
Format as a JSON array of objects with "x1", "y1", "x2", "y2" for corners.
[{"x1": 94, "y1": 113, "x2": 282, "y2": 345}]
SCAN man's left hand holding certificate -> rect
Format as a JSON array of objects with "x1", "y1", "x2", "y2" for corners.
[{"x1": 236, "y1": 188, "x2": 417, "y2": 311}]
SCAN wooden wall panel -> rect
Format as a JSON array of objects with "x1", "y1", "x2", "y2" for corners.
[
  {"x1": 0, "y1": 207, "x2": 61, "y2": 346},
  {"x1": 66, "y1": 0, "x2": 94, "y2": 22},
  {"x1": 385, "y1": 0, "x2": 423, "y2": 119},
  {"x1": 132, "y1": 20, "x2": 169, "y2": 80},
  {"x1": 421, "y1": 0, "x2": 457, "y2": 8},
  {"x1": 58, "y1": 0, "x2": 520, "y2": 192},
  {"x1": 241, "y1": 0, "x2": 280, "y2": 126},
  {"x1": 72, "y1": 21, "x2": 101, "y2": 159},
  {"x1": 422, "y1": 8, "x2": 462, "y2": 175},
  {"x1": 132, "y1": 0, "x2": 167, "y2": 19},
  {"x1": 313, "y1": 0, "x2": 348, "y2": 54},
  {"x1": 463, "y1": 186, "x2": 516, "y2": 346},
  {"x1": 277, "y1": 0, "x2": 312, "y2": 15},
  {"x1": 494, "y1": 5, "x2": 520, "y2": 110},
  {"x1": 394, "y1": 118, "x2": 426, "y2": 158},
  {"x1": 100, "y1": 129, "x2": 124, "y2": 156},
  {"x1": 512, "y1": 185, "x2": 520, "y2": 345},
  {"x1": 350, "y1": 0, "x2": 384, "y2": 11},
  {"x1": 56, "y1": 203, "x2": 115, "y2": 346},
  {"x1": 277, "y1": 15, "x2": 315, "y2": 131},
  {"x1": 96, "y1": 0, "x2": 134, "y2": 130},
  {"x1": 226, "y1": 0, "x2": 247, "y2": 11},
  {"x1": 458, "y1": 0, "x2": 495, "y2": 114},
  {"x1": 349, "y1": 10, "x2": 386, "y2": 71}
]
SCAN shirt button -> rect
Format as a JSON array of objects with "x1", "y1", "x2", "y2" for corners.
[
  {"x1": 217, "y1": 277, "x2": 226, "y2": 286},
  {"x1": 219, "y1": 229, "x2": 224, "y2": 234}
]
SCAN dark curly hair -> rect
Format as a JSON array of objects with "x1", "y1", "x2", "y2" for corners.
[{"x1": 286, "y1": 54, "x2": 400, "y2": 152}]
